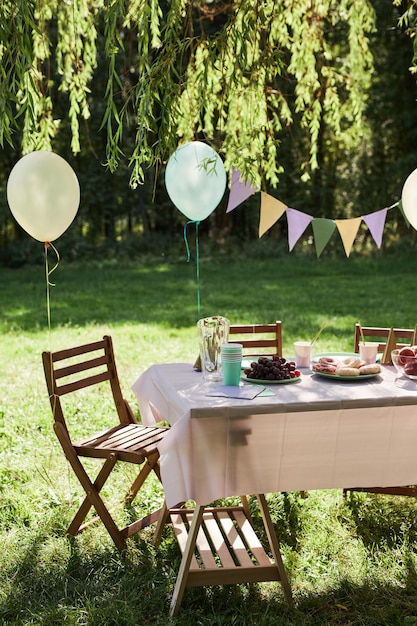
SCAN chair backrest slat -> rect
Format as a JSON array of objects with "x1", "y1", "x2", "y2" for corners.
[
  {"x1": 56, "y1": 371, "x2": 112, "y2": 396},
  {"x1": 42, "y1": 336, "x2": 132, "y2": 435},
  {"x1": 53, "y1": 355, "x2": 111, "y2": 381},
  {"x1": 229, "y1": 322, "x2": 282, "y2": 357},
  {"x1": 51, "y1": 339, "x2": 108, "y2": 362}
]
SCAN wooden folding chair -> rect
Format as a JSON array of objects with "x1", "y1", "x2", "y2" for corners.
[
  {"x1": 353, "y1": 323, "x2": 417, "y2": 354},
  {"x1": 345, "y1": 323, "x2": 417, "y2": 498},
  {"x1": 43, "y1": 335, "x2": 168, "y2": 549},
  {"x1": 228, "y1": 321, "x2": 283, "y2": 357}
]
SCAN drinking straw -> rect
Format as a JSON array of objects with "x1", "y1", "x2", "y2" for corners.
[{"x1": 310, "y1": 321, "x2": 328, "y2": 346}]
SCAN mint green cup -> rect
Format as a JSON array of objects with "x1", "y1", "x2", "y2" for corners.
[
  {"x1": 221, "y1": 343, "x2": 242, "y2": 385},
  {"x1": 221, "y1": 359, "x2": 242, "y2": 385}
]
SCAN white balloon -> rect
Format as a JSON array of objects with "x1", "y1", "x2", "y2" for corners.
[
  {"x1": 402, "y1": 167, "x2": 417, "y2": 231},
  {"x1": 165, "y1": 141, "x2": 226, "y2": 221},
  {"x1": 7, "y1": 151, "x2": 80, "y2": 242}
]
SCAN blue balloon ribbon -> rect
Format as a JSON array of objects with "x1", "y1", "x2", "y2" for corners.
[{"x1": 183, "y1": 220, "x2": 201, "y2": 318}]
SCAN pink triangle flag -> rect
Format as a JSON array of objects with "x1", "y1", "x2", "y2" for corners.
[
  {"x1": 226, "y1": 168, "x2": 259, "y2": 213},
  {"x1": 362, "y1": 209, "x2": 387, "y2": 248},
  {"x1": 286, "y1": 208, "x2": 313, "y2": 251}
]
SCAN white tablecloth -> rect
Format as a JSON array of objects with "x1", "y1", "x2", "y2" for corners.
[{"x1": 131, "y1": 363, "x2": 417, "y2": 508}]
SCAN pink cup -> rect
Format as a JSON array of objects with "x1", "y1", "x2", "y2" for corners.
[
  {"x1": 359, "y1": 342, "x2": 378, "y2": 364},
  {"x1": 294, "y1": 341, "x2": 312, "y2": 368}
]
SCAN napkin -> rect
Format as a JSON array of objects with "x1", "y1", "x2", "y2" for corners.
[{"x1": 205, "y1": 384, "x2": 267, "y2": 400}]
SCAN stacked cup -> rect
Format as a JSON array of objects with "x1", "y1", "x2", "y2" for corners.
[{"x1": 221, "y1": 343, "x2": 243, "y2": 386}]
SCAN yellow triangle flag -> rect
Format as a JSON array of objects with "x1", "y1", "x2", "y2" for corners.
[
  {"x1": 335, "y1": 217, "x2": 362, "y2": 257},
  {"x1": 259, "y1": 193, "x2": 287, "y2": 237}
]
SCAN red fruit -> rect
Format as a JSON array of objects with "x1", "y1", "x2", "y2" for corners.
[
  {"x1": 404, "y1": 361, "x2": 417, "y2": 376},
  {"x1": 294, "y1": 370, "x2": 301, "y2": 377},
  {"x1": 399, "y1": 346, "x2": 415, "y2": 365}
]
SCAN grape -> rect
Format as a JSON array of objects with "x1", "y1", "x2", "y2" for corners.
[{"x1": 244, "y1": 356, "x2": 301, "y2": 381}]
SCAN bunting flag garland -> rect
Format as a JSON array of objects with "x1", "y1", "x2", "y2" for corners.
[
  {"x1": 311, "y1": 218, "x2": 337, "y2": 257},
  {"x1": 286, "y1": 208, "x2": 313, "y2": 251},
  {"x1": 335, "y1": 217, "x2": 362, "y2": 257},
  {"x1": 362, "y1": 209, "x2": 387, "y2": 248},
  {"x1": 224, "y1": 169, "x2": 405, "y2": 256},
  {"x1": 226, "y1": 168, "x2": 259, "y2": 213},
  {"x1": 259, "y1": 192, "x2": 287, "y2": 237}
]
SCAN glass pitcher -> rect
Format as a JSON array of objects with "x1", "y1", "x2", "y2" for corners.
[{"x1": 197, "y1": 316, "x2": 230, "y2": 381}]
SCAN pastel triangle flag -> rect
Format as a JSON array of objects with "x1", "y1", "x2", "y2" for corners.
[
  {"x1": 362, "y1": 209, "x2": 387, "y2": 248},
  {"x1": 311, "y1": 218, "x2": 336, "y2": 257},
  {"x1": 398, "y1": 200, "x2": 410, "y2": 227},
  {"x1": 335, "y1": 217, "x2": 362, "y2": 257},
  {"x1": 226, "y1": 168, "x2": 259, "y2": 213},
  {"x1": 259, "y1": 192, "x2": 287, "y2": 237},
  {"x1": 286, "y1": 208, "x2": 313, "y2": 251}
]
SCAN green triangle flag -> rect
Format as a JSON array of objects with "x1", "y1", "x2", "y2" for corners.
[
  {"x1": 312, "y1": 218, "x2": 336, "y2": 257},
  {"x1": 398, "y1": 200, "x2": 410, "y2": 228}
]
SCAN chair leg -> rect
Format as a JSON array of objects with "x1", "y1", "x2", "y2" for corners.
[
  {"x1": 55, "y1": 424, "x2": 126, "y2": 548},
  {"x1": 69, "y1": 453, "x2": 125, "y2": 549},
  {"x1": 169, "y1": 504, "x2": 205, "y2": 618},
  {"x1": 153, "y1": 500, "x2": 170, "y2": 546},
  {"x1": 257, "y1": 494, "x2": 292, "y2": 603},
  {"x1": 240, "y1": 495, "x2": 253, "y2": 524},
  {"x1": 55, "y1": 426, "x2": 165, "y2": 548},
  {"x1": 67, "y1": 454, "x2": 118, "y2": 536},
  {"x1": 124, "y1": 452, "x2": 160, "y2": 504}
]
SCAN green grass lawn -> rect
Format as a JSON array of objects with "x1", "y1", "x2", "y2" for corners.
[{"x1": 2, "y1": 252, "x2": 417, "y2": 625}]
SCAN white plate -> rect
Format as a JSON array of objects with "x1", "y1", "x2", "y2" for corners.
[
  {"x1": 241, "y1": 373, "x2": 301, "y2": 385},
  {"x1": 311, "y1": 370, "x2": 380, "y2": 381},
  {"x1": 311, "y1": 352, "x2": 359, "y2": 363}
]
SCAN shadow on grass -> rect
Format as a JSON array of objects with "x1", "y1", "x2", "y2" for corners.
[
  {"x1": 3, "y1": 509, "x2": 417, "y2": 626},
  {"x1": 345, "y1": 491, "x2": 417, "y2": 549}
]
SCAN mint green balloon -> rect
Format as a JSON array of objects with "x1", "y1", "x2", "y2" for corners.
[{"x1": 165, "y1": 142, "x2": 226, "y2": 221}]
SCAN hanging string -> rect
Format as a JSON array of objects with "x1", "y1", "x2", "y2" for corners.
[
  {"x1": 195, "y1": 220, "x2": 200, "y2": 317},
  {"x1": 44, "y1": 241, "x2": 61, "y2": 416},
  {"x1": 44, "y1": 241, "x2": 60, "y2": 331},
  {"x1": 183, "y1": 220, "x2": 201, "y2": 318}
]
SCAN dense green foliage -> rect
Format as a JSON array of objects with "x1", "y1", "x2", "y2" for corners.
[
  {"x1": 0, "y1": 0, "x2": 379, "y2": 185},
  {"x1": 2, "y1": 255, "x2": 417, "y2": 624},
  {"x1": 1, "y1": 1, "x2": 417, "y2": 263}
]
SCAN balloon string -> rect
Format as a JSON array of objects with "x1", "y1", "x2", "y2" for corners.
[
  {"x1": 44, "y1": 242, "x2": 60, "y2": 331},
  {"x1": 183, "y1": 222, "x2": 192, "y2": 262},
  {"x1": 195, "y1": 221, "x2": 200, "y2": 317},
  {"x1": 183, "y1": 220, "x2": 201, "y2": 318}
]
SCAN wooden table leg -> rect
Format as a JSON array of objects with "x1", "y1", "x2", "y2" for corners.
[{"x1": 169, "y1": 504, "x2": 205, "y2": 618}]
